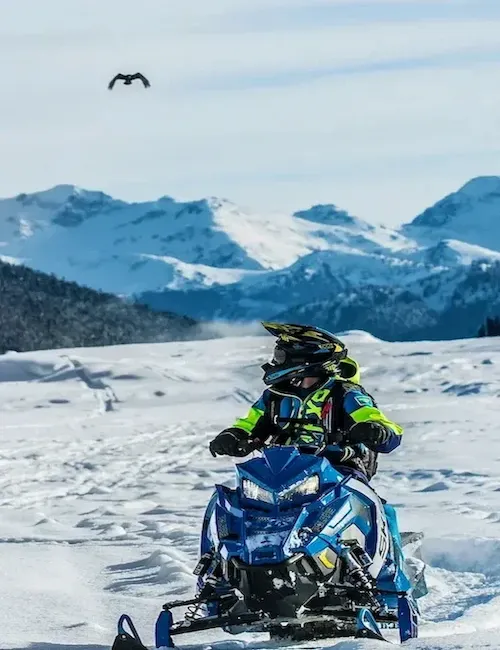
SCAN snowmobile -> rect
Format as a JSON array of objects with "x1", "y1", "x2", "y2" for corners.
[{"x1": 112, "y1": 442, "x2": 425, "y2": 649}]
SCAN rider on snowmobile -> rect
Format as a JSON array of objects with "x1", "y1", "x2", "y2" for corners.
[
  {"x1": 109, "y1": 323, "x2": 420, "y2": 650},
  {"x1": 209, "y1": 322, "x2": 406, "y2": 563},
  {"x1": 209, "y1": 322, "x2": 402, "y2": 482}
]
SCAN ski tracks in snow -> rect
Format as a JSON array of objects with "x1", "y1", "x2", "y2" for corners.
[
  {"x1": 61, "y1": 355, "x2": 119, "y2": 414},
  {"x1": 2, "y1": 337, "x2": 500, "y2": 648},
  {"x1": 0, "y1": 347, "x2": 230, "y2": 648}
]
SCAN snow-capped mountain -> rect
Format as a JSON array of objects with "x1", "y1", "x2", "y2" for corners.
[
  {"x1": 2, "y1": 177, "x2": 500, "y2": 340},
  {"x1": 0, "y1": 185, "x2": 408, "y2": 295},
  {"x1": 402, "y1": 176, "x2": 500, "y2": 249}
]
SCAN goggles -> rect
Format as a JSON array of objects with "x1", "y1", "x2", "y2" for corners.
[{"x1": 268, "y1": 344, "x2": 332, "y2": 368}]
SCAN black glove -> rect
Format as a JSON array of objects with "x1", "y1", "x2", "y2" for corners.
[
  {"x1": 209, "y1": 428, "x2": 255, "y2": 457},
  {"x1": 346, "y1": 421, "x2": 392, "y2": 450}
]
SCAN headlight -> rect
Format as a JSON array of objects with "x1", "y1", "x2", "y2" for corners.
[
  {"x1": 242, "y1": 479, "x2": 274, "y2": 504},
  {"x1": 279, "y1": 475, "x2": 320, "y2": 502}
]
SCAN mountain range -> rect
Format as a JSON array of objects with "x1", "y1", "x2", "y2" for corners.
[{"x1": 2, "y1": 176, "x2": 500, "y2": 340}]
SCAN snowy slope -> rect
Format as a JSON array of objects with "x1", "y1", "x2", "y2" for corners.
[
  {"x1": 403, "y1": 177, "x2": 500, "y2": 250},
  {"x1": 0, "y1": 186, "x2": 406, "y2": 295},
  {"x1": 1, "y1": 333, "x2": 500, "y2": 649},
  {"x1": 139, "y1": 178, "x2": 500, "y2": 340},
  {"x1": 141, "y1": 250, "x2": 440, "y2": 324},
  {"x1": 3, "y1": 178, "x2": 500, "y2": 339}
]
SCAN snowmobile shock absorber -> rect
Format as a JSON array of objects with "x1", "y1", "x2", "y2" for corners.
[
  {"x1": 340, "y1": 541, "x2": 374, "y2": 585},
  {"x1": 347, "y1": 563, "x2": 374, "y2": 592},
  {"x1": 337, "y1": 541, "x2": 386, "y2": 613}
]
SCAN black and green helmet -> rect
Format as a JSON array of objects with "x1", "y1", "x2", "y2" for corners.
[{"x1": 261, "y1": 322, "x2": 348, "y2": 386}]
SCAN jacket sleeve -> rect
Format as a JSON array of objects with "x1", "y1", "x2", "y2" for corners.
[
  {"x1": 342, "y1": 386, "x2": 403, "y2": 453},
  {"x1": 230, "y1": 390, "x2": 273, "y2": 439}
]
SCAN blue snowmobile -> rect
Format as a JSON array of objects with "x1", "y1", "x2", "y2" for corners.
[{"x1": 112, "y1": 442, "x2": 425, "y2": 649}]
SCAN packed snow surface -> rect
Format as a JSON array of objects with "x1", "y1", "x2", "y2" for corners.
[{"x1": 1, "y1": 333, "x2": 500, "y2": 649}]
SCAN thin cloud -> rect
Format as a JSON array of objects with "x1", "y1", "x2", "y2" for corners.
[{"x1": 1, "y1": 0, "x2": 499, "y2": 226}]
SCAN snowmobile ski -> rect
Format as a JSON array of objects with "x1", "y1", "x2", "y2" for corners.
[
  {"x1": 112, "y1": 615, "x2": 148, "y2": 650},
  {"x1": 355, "y1": 607, "x2": 388, "y2": 642}
]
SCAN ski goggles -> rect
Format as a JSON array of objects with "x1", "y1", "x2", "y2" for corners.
[{"x1": 266, "y1": 345, "x2": 333, "y2": 369}]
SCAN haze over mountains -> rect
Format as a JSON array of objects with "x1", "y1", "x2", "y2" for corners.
[{"x1": 2, "y1": 176, "x2": 500, "y2": 340}]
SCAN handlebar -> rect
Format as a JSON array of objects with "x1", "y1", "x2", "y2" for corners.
[{"x1": 249, "y1": 436, "x2": 351, "y2": 457}]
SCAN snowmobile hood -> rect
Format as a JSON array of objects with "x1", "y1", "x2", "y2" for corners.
[{"x1": 237, "y1": 447, "x2": 322, "y2": 491}]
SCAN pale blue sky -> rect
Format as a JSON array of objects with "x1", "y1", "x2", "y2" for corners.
[
  {"x1": 225, "y1": 0, "x2": 500, "y2": 30},
  {"x1": 1, "y1": 0, "x2": 500, "y2": 226}
]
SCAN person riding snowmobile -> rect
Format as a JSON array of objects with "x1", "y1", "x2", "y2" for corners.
[
  {"x1": 209, "y1": 322, "x2": 405, "y2": 561},
  {"x1": 210, "y1": 322, "x2": 402, "y2": 482},
  {"x1": 109, "y1": 323, "x2": 421, "y2": 650}
]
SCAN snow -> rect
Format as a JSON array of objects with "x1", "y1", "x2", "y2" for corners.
[
  {"x1": 1, "y1": 333, "x2": 500, "y2": 649},
  {"x1": 421, "y1": 240, "x2": 500, "y2": 268},
  {"x1": 133, "y1": 254, "x2": 259, "y2": 291},
  {"x1": 0, "y1": 255, "x2": 22, "y2": 265},
  {"x1": 4, "y1": 179, "x2": 500, "y2": 334},
  {"x1": 404, "y1": 176, "x2": 500, "y2": 251},
  {"x1": 0, "y1": 184, "x2": 412, "y2": 297}
]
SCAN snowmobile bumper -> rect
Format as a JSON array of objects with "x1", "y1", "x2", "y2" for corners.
[
  {"x1": 111, "y1": 592, "x2": 417, "y2": 649},
  {"x1": 153, "y1": 606, "x2": 391, "y2": 648}
]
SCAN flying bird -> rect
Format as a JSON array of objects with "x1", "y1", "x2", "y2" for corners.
[{"x1": 108, "y1": 73, "x2": 151, "y2": 90}]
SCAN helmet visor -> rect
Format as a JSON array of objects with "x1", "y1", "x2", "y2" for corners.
[{"x1": 269, "y1": 344, "x2": 332, "y2": 369}]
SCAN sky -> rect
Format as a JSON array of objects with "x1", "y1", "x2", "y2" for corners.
[{"x1": 1, "y1": 0, "x2": 500, "y2": 226}]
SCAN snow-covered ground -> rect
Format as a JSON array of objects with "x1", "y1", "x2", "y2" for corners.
[{"x1": 1, "y1": 332, "x2": 500, "y2": 650}]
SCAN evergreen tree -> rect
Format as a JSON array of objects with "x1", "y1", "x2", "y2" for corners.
[{"x1": 478, "y1": 316, "x2": 500, "y2": 337}]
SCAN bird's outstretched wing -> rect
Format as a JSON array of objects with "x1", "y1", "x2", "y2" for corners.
[
  {"x1": 131, "y1": 72, "x2": 151, "y2": 88},
  {"x1": 108, "y1": 73, "x2": 126, "y2": 90}
]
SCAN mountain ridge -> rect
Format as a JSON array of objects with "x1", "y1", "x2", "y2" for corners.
[
  {"x1": 1, "y1": 176, "x2": 499, "y2": 340},
  {"x1": 402, "y1": 176, "x2": 500, "y2": 251}
]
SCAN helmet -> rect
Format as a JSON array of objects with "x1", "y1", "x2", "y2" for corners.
[{"x1": 261, "y1": 322, "x2": 348, "y2": 386}]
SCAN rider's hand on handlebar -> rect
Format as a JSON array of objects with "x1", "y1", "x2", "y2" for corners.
[
  {"x1": 345, "y1": 421, "x2": 391, "y2": 449},
  {"x1": 209, "y1": 429, "x2": 260, "y2": 458}
]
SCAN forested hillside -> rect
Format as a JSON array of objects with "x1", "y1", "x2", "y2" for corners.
[{"x1": 0, "y1": 260, "x2": 196, "y2": 354}]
